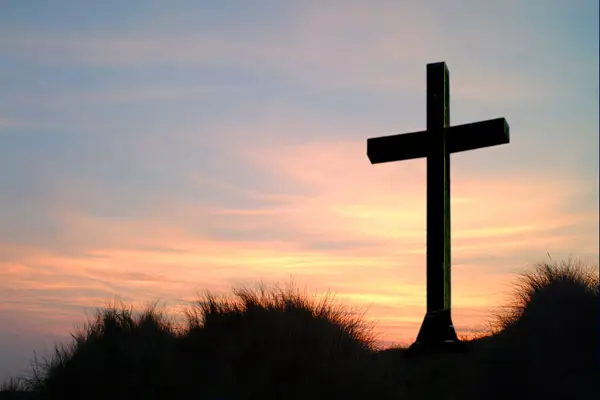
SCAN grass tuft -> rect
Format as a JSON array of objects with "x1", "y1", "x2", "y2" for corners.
[{"x1": 478, "y1": 257, "x2": 599, "y2": 399}]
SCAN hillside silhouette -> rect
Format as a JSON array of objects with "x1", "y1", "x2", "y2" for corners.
[{"x1": 1, "y1": 258, "x2": 598, "y2": 400}]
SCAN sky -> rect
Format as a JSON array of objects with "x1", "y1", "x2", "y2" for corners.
[{"x1": 0, "y1": 0, "x2": 598, "y2": 381}]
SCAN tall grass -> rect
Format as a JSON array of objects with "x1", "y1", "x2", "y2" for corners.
[
  {"x1": 0, "y1": 377, "x2": 27, "y2": 392},
  {"x1": 3, "y1": 282, "x2": 400, "y2": 400},
  {"x1": 476, "y1": 257, "x2": 599, "y2": 399},
  {"x1": 23, "y1": 300, "x2": 178, "y2": 399},
  {"x1": 1, "y1": 258, "x2": 598, "y2": 399},
  {"x1": 174, "y1": 282, "x2": 391, "y2": 399}
]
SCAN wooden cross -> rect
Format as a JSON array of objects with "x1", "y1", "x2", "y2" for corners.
[{"x1": 366, "y1": 62, "x2": 510, "y2": 355}]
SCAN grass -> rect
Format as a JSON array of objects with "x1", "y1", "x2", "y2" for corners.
[{"x1": 1, "y1": 258, "x2": 598, "y2": 399}]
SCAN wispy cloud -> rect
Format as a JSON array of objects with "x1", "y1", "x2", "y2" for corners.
[{"x1": 2, "y1": 1, "x2": 590, "y2": 106}]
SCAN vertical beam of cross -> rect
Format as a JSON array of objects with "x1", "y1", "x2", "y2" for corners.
[{"x1": 426, "y1": 62, "x2": 451, "y2": 313}]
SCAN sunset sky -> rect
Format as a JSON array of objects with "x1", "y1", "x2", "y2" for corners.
[{"x1": 0, "y1": 0, "x2": 598, "y2": 381}]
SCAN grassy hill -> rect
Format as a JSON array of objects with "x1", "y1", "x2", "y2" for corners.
[{"x1": 1, "y1": 258, "x2": 598, "y2": 399}]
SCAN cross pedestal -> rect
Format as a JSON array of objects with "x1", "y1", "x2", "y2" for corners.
[{"x1": 366, "y1": 62, "x2": 510, "y2": 357}]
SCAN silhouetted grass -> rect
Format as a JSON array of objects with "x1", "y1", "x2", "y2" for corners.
[
  {"x1": 0, "y1": 377, "x2": 27, "y2": 392},
  {"x1": 20, "y1": 300, "x2": 178, "y2": 399},
  {"x1": 477, "y1": 257, "x2": 599, "y2": 399},
  {"x1": 174, "y1": 282, "x2": 396, "y2": 399},
  {"x1": 1, "y1": 258, "x2": 598, "y2": 399}
]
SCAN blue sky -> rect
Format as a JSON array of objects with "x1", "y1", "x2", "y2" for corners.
[{"x1": 0, "y1": 0, "x2": 598, "y2": 381}]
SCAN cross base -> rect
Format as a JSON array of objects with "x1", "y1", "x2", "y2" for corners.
[{"x1": 405, "y1": 309, "x2": 466, "y2": 358}]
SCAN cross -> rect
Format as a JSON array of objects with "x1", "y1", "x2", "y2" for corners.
[{"x1": 366, "y1": 62, "x2": 510, "y2": 355}]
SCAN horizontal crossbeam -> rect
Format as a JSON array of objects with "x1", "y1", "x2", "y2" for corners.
[{"x1": 367, "y1": 117, "x2": 510, "y2": 164}]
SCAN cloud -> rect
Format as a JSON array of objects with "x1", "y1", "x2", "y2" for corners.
[
  {"x1": 2, "y1": 1, "x2": 587, "y2": 108},
  {"x1": 0, "y1": 117, "x2": 19, "y2": 130}
]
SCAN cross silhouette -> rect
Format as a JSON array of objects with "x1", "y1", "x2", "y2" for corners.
[{"x1": 367, "y1": 62, "x2": 510, "y2": 355}]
